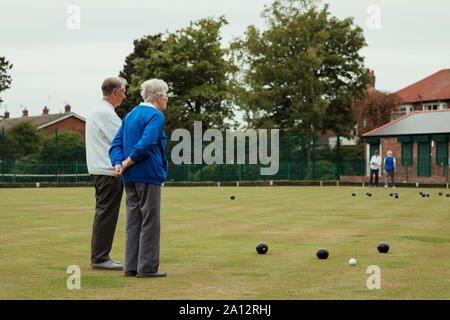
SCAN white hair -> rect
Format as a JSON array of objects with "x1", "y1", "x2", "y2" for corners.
[{"x1": 140, "y1": 79, "x2": 169, "y2": 102}]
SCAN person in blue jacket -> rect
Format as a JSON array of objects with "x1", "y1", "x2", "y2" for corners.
[
  {"x1": 109, "y1": 79, "x2": 169, "y2": 278},
  {"x1": 384, "y1": 150, "x2": 396, "y2": 188}
]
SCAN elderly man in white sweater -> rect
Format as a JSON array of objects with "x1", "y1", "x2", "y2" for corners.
[
  {"x1": 369, "y1": 150, "x2": 382, "y2": 187},
  {"x1": 86, "y1": 77, "x2": 127, "y2": 270}
]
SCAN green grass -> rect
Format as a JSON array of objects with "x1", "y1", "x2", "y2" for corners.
[{"x1": 0, "y1": 186, "x2": 449, "y2": 300}]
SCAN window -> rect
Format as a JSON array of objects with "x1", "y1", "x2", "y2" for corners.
[
  {"x1": 398, "y1": 104, "x2": 414, "y2": 114},
  {"x1": 423, "y1": 104, "x2": 438, "y2": 111},
  {"x1": 405, "y1": 104, "x2": 413, "y2": 114},
  {"x1": 423, "y1": 102, "x2": 447, "y2": 111}
]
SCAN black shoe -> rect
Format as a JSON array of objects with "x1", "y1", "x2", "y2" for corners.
[
  {"x1": 124, "y1": 270, "x2": 137, "y2": 277},
  {"x1": 136, "y1": 271, "x2": 167, "y2": 278}
]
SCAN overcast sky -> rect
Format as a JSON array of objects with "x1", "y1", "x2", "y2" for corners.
[{"x1": 1, "y1": 0, "x2": 449, "y2": 120}]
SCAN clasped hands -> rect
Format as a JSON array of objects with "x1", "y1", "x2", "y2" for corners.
[{"x1": 113, "y1": 157, "x2": 135, "y2": 177}]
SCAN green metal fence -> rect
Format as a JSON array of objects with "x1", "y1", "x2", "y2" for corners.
[
  {"x1": 1, "y1": 129, "x2": 370, "y2": 184},
  {"x1": 396, "y1": 163, "x2": 449, "y2": 183},
  {"x1": 1, "y1": 159, "x2": 448, "y2": 184},
  {"x1": 0, "y1": 159, "x2": 367, "y2": 184},
  {"x1": 0, "y1": 160, "x2": 91, "y2": 183}
]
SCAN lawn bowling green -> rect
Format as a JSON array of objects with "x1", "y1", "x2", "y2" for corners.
[{"x1": 0, "y1": 186, "x2": 449, "y2": 299}]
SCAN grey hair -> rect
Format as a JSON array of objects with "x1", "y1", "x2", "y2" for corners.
[
  {"x1": 140, "y1": 79, "x2": 169, "y2": 102},
  {"x1": 102, "y1": 77, "x2": 127, "y2": 97}
]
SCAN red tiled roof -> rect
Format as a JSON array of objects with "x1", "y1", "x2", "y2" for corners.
[
  {"x1": 394, "y1": 69, "x2": 450, "y2": 103},
  {"x1": 0, "y1": 113, "x2": 85, "y2": 131}
]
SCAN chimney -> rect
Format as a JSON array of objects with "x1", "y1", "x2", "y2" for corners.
[
  {"x1": 22, "y1": 109, "x2": 28, "y2": 117},
  {"x1": 3, "y1": 111, "x2": 9, "y2": 119},
  {"x1": 64, "y1": 104, "x2": 71, "y2": 113},
  {"x1": 42, "y1": 106, "x2": 49, "y2": 115},
  {"x1": 369, "y1": 70, "x2": 376, "y2": 89}
]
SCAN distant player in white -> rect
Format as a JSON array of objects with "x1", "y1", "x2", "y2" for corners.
[{"x1": 369, "y1": 150, "x2": 381, "y2": 187}]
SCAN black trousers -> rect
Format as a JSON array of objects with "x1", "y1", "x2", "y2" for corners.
[
  {"x1": 369, "y1": 169, "x2": 379, "y2": 186},
  {"x1": 91, "y1": 175, "x2": 124, "y2": 264}
]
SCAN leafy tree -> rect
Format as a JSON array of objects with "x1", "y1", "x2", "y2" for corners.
[
  {"x1": 5, "y1": 121, "x2": 44, "y2": 159},
  {"x1": 40, "y1": 130, "x2": 85, "y2": 161},
  {"x1": 231, "y1": 0, "x2": 370, "y2": 136},
  {"x1": 0, "y1": 56, "x2": 13, "y2": 109},
  {"x1": 353, "y1": 90, "x2": 401, "y2": 138},
  {"x1": 305, "y1": 160, "x2": 334, "y2": 180},
  {"x1": 313, "y1": 144, "x2": 336, "y2": 162},
  {"x1": 117, "y1": 34, "x2": 164, "y2": 119},
  {"x1": 341, "y1": 143, "x2": 364, "y2": 159},
  {"x1": 0, "y1": 57, "x2": 12, "y2": 91},
  {"x1": 2, "y1": 131, "x2": 20, "y2": 159},
  {"x1": 117, "y1": 17, "x2": 236, "y2": 135}
]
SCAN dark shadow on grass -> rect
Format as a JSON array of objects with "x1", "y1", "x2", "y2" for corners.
[
  {"x1": 377, "y1": 261, "x2": 410, "y2": 269},
  {"x1": 400, "y1": 236, "x2": 450, "y2": 243},
  {"x1": 50, "y1": 275, "x2": 131, "y2": 289},
  {"x1": 231, "y1": 272, "x2": 269, "y2": 277}
]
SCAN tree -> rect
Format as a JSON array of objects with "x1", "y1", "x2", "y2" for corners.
[
  {"x1": 2, "y1": 131, "x2": 20, "y2": 160},
  {"x1": 5, "y1": 121, "x2": 44, "y2": 159},
  {"x1": 0, "y1": 56, "x2": 13, "y2": 109},
  {"x1": 117, "y1": 34, "x2": 164, "y2": 119},
  {"x1": 353, "y1": 90, "x2": 401, "y2": 138},
  {"x1": 231, "y1": 0, "x2": 370, "y2": 136},
  {"x1": 117, "y1": 17, "x2": 236, "y2": 135},
  {"x1": 39, "y1": 130, "x2": 85, "y2": 161}
]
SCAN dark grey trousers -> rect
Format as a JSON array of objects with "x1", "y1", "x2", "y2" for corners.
[
  {"x1": 124, "y1": 182, "x2": 161, "y2": 274},
  {"x1": 91, "y1": 175, "x2": 124, "y2": 264},
  {"x1": 369, "y1": 169, "x2": 379, "y2": 186},
  {"x1": 385, "y1": 170, "x2": 395, "y2": 187}
]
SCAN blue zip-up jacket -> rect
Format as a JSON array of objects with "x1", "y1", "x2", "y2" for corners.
[
  {"x1": 109, "y1": 104, "x2": 168, "y2": 185},
  {"x1": 384, "y1": 156, "x2": 395, "y2": 171}
]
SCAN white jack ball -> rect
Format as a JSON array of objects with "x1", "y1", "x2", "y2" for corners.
[{"x1": 349, "y1": 258, "x2": 357, "y2": 266}]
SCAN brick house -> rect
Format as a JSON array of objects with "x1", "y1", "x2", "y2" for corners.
[
  {"x1": 362, "y1": 110, "x2": 450, "y2": 183},
  {"x1": 393, "y1": 69, "x2": 450, "y2": 119},
  {"x1": 0, "y1": 105, "x2": 86, "y2": 138}
]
